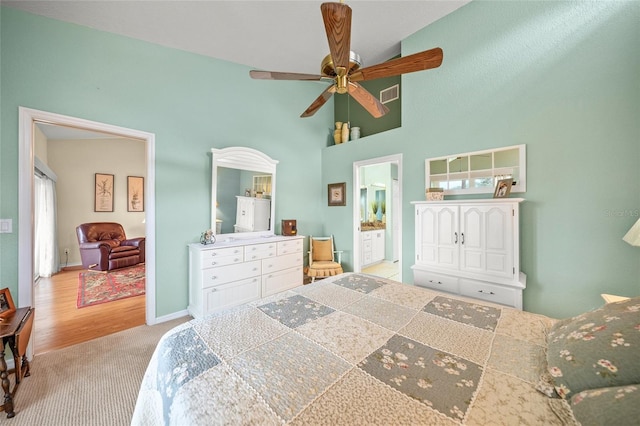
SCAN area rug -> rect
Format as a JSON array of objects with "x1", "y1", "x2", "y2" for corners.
[{"x1": 77, "y1": 264, "x2": 145, "y2": 308}]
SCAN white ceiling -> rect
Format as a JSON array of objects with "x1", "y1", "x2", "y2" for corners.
[
  {"x1": 3, "y1": 0, "x2": 470, "y2": 75},
  {"x1": 7, "y1": 0, "x2": 470, "y2": 139}
]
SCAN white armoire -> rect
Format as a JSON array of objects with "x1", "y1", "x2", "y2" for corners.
[
  {"x1": 411, "y1": 198, "x2": 526, "y2": 309},
  {"x1": 234, "y1": 196, "x2": 271, "y2": 233}
]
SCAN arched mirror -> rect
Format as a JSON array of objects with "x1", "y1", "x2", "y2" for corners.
[{"x1": 211, "y1": 147, "x2": 278, "y2": 239}]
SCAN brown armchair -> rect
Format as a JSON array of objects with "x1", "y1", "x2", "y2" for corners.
[{"x1": 76, "y1": 222, "x2": 145, "y2": 271}]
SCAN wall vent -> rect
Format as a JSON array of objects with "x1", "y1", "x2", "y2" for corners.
[{"x1": 380, "y1": 84, "x2": 399, "y2": 104}]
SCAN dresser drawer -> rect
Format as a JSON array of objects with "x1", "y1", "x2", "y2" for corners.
[
  {"x1": 200, "y1": 253, "x2": 244, "y2": 268},
  {"x1": 203, "y1": 277, "x2": 261, "y2": 315},
  {"x1": 277, "y1": 238, "x2": 303, "y2": 255},
  {"x1": 459, "y1": 279, "x2": 519, "y2": 307},
  {"x1": 201, "y1": 260, "x2": 261, "y2": 289},
  {"x1": 262, "y1": 265, "x2": 303, "y2": 297},
  {"x1": 262, "y1": 252, "x2": 303, "y2": 274},
  {"x1": 413, "y1": 269, "x2": 459, "y2": 294},
  {"x1": 200, "y1": 246, "x2": 244, "y2": 263},
  {"x1": 244, "y1": 243, "x2": 277, "y2": 261}
]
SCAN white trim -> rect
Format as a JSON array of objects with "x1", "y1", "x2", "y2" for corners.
[
  {"x1": 352, "y1": 154, "x2": 403, "y2": 280},
  {"x1": 154, "y1": 309, "x2": 189, "y2": 324},
  {"x1": 211, "y1": 146, "x2": 278, "y2": 239},
  {"x1": 18, "y1": 107, "x2": 158, "y2": 327},
  {"x1": 425, "y1": 144, "x2": 526, "y2": 195}
]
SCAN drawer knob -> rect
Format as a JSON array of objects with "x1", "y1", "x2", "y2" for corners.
[
  {"x1": 211, "y1": 276, "x2": 218, "y2": 280},
  {"x1": 429, "y1": 280, "x2": 443, "y2": 285},
  {"x1": 211, "y1": 261, "x2": 217, "y2": 266},
  {"x1": 478, "y1": 290, "x2": 495, "y2": 295}
]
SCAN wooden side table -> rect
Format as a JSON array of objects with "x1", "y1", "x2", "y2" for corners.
[{"x1": 0, "y1": 307, "x2": 34, "y2": 418}]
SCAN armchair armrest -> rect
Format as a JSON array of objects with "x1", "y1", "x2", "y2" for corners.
[
  {"x1": 78, "y1": 241, "x2": 112, "y2": 250},
  {"x1": 333, "y1": 250, "x2": 343, "y2": 264},
  {"x1": 121, "y1": 237, "x2": 145, "y2": 248}
]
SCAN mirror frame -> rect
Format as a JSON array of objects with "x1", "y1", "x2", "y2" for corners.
[{"x1": 211, "y1": 147, "x2": 278, "y2": 239}]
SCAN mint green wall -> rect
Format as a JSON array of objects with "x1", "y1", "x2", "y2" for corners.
[
  {"x1": 0, "y1": 8, "x2": 332, "y2": 317},
  {"x1": 322, "y1": 1, "x2": 640, "y2": 318},
  {"x1": 2, "y1": 2, "x2": 638, "y2": 321},
  {"x1": 334, "y1": 73, "x2": 401, "y2": 139}
]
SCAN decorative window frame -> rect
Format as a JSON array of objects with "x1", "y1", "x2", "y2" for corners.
[{"x1": 425, "y1": 144, "x2": 526, "y2": 196}]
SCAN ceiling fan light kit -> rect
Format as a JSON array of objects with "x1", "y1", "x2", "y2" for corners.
[{"x1": 249, "y1": 1, "x2": 444, "y2": 119}]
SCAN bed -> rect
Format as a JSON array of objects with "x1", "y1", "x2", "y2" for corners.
[{"x1": 132, "y1": 273, "x2": 639, "y2": 425}]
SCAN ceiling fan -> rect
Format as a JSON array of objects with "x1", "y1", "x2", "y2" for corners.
[{"x1": 249, "y1": 1, "x2": 443, "y2": 118}]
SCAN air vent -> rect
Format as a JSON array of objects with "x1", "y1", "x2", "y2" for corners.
[{"x1": 380, "y1": 84, "x2": 399, "y2": 104}]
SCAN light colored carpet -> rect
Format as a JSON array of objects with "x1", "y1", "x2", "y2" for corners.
[{"x1": 0, "y1": 316, "x2": 190, "y2": 426}]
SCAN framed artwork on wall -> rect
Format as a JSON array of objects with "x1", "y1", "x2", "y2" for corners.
[
  {"x1": 0, "y1": 288, "x2": 16, "y2": 319},
  {"x1": 127, "y1": 176, "x2": 144, "y2": 212},
  {"x1": 95, "y1": 173, "x2": 114, "y2": 212},
  {"x1": 328, "y1": 182, "x2": 346, "y2": 206},
  {"x1": 493, "y1": 178, "x2": 513, "y2": 198}
]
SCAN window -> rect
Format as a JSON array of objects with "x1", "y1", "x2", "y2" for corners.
[
  {"x1": 252, "y1": 174, "x2": 272, "y2": 196},
  {"x1": 425, "y1": 145, "x2": 526, "y2": 195}
]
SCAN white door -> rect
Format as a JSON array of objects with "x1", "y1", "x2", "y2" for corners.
[
  {"x1": 392, "y1": 178, "x2": 400, "y2": 261},
  {"x1": 415, "y1": 204, "x2": 459, "y2": 270},
  {"x1": 460, "y1": 204, "x2": 513, "y2": 278}
]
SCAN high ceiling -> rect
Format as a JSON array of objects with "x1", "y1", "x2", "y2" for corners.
[{"x1": 3, "y1": 0, "x2": 470, "y2": 75}]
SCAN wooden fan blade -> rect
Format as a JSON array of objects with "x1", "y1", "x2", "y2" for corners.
[
  {"x1": 348, "y1": 82, "x2": 389, "y2": 118},
  {"x1": 250, "y1": 70, "x2": 324, "y2": 81},
  {"x1": 301, "y1": 85, "x2": 337, "y2": 118},
  {"x1": 321, "y1": 2, "x2": 351, "y2": 75},
  {"x1": 350, "y1": 47, "x2": 443, "y2": 82}
]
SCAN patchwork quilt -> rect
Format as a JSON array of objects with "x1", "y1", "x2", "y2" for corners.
[{"x1": 132, "y1": 273, "x2": 566, "y2": 425}]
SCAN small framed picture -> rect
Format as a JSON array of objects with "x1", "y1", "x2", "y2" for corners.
[
  {"x1": 95, "y1": 173, "x2": 114, "y2": 212},
  {"x1": 493, "y1": 178, "x2": 513, "y2": 198},
  {"x1": 0, "y1": 288, "x2": 16, "y2": 319},
  {"x1": 328, "y1": 182, "x2": 346, "y2": 206},
  {"x1": 127, "y1": 176, "x2": 144, "y2": 212}
]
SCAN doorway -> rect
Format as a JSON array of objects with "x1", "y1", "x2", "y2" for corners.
[
  {"x1": 18, "y1": 108, "x2": 157, "y2": 352},
  {"x1": 352, "y1": 154, "x2": 402, "y2": 281}
]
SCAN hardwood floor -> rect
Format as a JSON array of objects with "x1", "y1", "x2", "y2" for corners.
[{"x1": 34, "y1": 267, "x2": 145, "y2": 354}]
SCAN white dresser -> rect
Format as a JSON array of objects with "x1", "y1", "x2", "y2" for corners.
[
  {"x1": 188, "y1": 235, "x2": 304, "y2": 319},
  {"x1": 411, "y1": 199, "x2": 526, "y2": 309}
]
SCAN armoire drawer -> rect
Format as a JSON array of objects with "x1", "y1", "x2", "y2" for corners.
[
  {"x1": 413, "y1": 269, "x2": 459, "y2": 294},
  {"x1": 201, "y1": 260, "x2": 261, "y2": 289},
  {"x1": 459, "y1": 279, "x2": 518, "y2": 307}
]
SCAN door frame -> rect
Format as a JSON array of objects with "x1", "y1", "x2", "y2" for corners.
[
  {"x1": 18, "y1": 107, "x2": 157, "y2": 324},
  {"x1": 352, "y1": 154, "x2": 403, "y2": 280}
]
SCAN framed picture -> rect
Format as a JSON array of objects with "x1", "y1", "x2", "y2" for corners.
[
  {"x1": 0, "y1": 288, "x2": 16, "y2": 319},
  {"x1": 127, "y1": 176, "x2": 145, "y2": 212},
  {"x1": 95, "y1": 173, "x2": 114, "y2": 212},
  {"x1": 328, "y1": 182, "x2": 346, "y2": 206},
  {"x1": 493, "y1": 178, "x2": 513, "y2": 198}
]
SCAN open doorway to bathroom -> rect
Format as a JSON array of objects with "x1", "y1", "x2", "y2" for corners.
[{"x1": 353, "y1": 154, "x2": 402, "y2": 282}]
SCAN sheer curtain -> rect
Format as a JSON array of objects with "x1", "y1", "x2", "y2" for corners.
[{"x1": 34, "y1": 172, "x2": 59, "y2": 278}]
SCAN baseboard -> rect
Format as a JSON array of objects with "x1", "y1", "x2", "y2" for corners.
[
  {"x1": 61, "y1": 265, "x2": 83, "y2": 271},
  {"x1": 151, "y1": 309, "x2": 190, "y2": 325}
]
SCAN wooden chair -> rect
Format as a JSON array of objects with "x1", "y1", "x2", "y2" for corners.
[
  {"x1": 9, "y1": 308, "x2": 34, "y2": 385},
  {"x1": 307, "y1": 235, "x2": 343, "y2": 282}
]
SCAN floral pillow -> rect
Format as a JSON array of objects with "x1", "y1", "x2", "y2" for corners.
[
  {"x1": 544, "y1": 296, "x2": 640, "y2": 399},
  {"x1": 570, "y1": 385, "x2": 640, "y2": 425}
]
